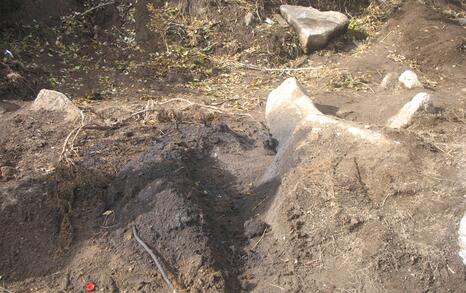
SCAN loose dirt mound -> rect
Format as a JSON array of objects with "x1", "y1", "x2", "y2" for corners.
[
  {"x1": 259, "y1": 120, "x2": 465, "y2": 292},
  {"x1": 0, "y1": 108, "x2": 278, "y2": 291}
]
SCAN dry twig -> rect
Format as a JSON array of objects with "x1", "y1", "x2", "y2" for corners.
[
  {"x1": 59, "y1": 111, "x2": 113, "y2": 163},
  {"x1": 0, "y1": 286, "x2": 12, "y2": 293},
  {"x1": 233, "y1": 62, "x2": 323, "y2": 72},
  {"x1": 59, "y1": 110, "x2": 85, "y2": 163},
  {"x1": 252, "y1": 196, "x2": 268, "y2": 211},
  {"x1": 252, "y1": 227, "x2": 268, "y2": 249},
  {"x1": 132, "y1": 225, "x2": 177, "y2": 293},
  {"x1": 76, "y1": 0, "x2": 115, "y2": 17},
  {"x1": 267, "y1": 282, "x2": 285, "y2": 291},
  {"x1": 124, "y1": 97, "x2": 251, "y2": 122}
]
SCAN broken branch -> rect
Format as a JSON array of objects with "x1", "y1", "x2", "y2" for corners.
[
  {"x1": 76, "y1": 0, "x2": 115, "y2": 17},
  {"x1": 132, "y1": 225, "x2": 177, "y2": 293}
]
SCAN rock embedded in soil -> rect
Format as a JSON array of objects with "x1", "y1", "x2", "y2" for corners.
[
  {"x1": 398, "y1": 70, "x2": 422, "y2": 89},
  {"x1": 174, "y1": 208, "x2": 199, "y2": 229},
  {"x1": 280, "y1": 5, "x2": 349, "y2": 53},
  {"x1": 380, "y1": 72, "x2": 398, "y2": 89},
  {"x1": 386, "y1": 92, "x2": 433, "y2": 129},
  {"x1": 31, "y1": 89, "x2": 81, "y2": 121},
  {"x1": 265, "y1": 78, "x2": 387, "y2": 150},
  {"x1": 454, "y1": 18, "x2": 466, "y2": 26},
  {"x1": 244, "y1": 218, "x2": 268, "y2": 239}
]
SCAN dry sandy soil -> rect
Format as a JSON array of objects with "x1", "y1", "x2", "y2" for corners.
[{"x1": 0, "y1": 0, "x2": 465, "y2": 292}]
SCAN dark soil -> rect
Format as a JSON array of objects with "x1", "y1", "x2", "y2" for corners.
[{"x1": 0, "y1": 109, "x2": 278, "y2": 291}]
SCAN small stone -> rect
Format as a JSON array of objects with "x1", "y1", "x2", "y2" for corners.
[
  {"x1": 244, "y1": 12, "x2": 255, "y2": 26},
  {"x1": 244, "y1": 218, "x2": 268, "y2": 239},
  {"x1": 6, "y1": 72, "x2": 22, "y2": 83},
  {"x1": 174, "y1": 209, "x2": 198, "y2": 228},
  {"x1": 387, "y1": 92, "x2": 434, "y2": 129},
  {"x1": 348, "y1": 217, "x2": 363, "y2": 232},
  {"x1": 336, "y1": 109, "x2": 354, "y2": 119},
  {"x1": 31, "y1": 89, "x2": 81, "y2": 121},
  {"x1": 280, "y1": 5, "x2": 349, "y2": 53},
  {"x1": 398, "y1": 70, "x2": 422, "y2": 89},
  {"x1": 454, "y1": 18, "x2": 466, "y2": 26},
  {"x1": 380, "y1": 72, "x2": 398, "y2": 89},
  {"x1": 0, "y1": 166, "x2": 16, "y2": 180},
  {"x1": 264, "y1": 18, "x2": 275, "y2": 25}
]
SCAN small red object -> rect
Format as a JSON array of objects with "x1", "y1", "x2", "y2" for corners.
[{"x1": 86, "y1": 282, "x2": 96, "y2": 292}]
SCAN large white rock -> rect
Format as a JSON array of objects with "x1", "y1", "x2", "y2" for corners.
[
  {"x1": 266, "y1": 78, "x2": 387, "y2": 151},
  {"x1": 280, "y1": 5, "x2": 349, "y2": 53},
  {"x1": 31, "y1": 89, "x2": 81, "y2": 121},
  {"x1": 263, "y1": 78, "x2": 389, "y2": 183},
  {"x1": 386, "y1": 93, "x2": 433, "y2": 129},
  {"x1": 266, "y1": 78, "x2": 321, "y2": 145},
  {"x1": 399, "y1": 70, "x2": 422, "y2": 89}
]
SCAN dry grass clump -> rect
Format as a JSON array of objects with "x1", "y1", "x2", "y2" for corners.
[
  {"x1": 147, "y1": 3, "x2": 219, "y2": 79},
  {"x1": 327, "y1": 70, "x2": 373, "y2": 91}
]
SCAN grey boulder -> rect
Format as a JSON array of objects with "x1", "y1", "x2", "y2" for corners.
[
  {"x1": 280, "y1": 5, "x2": 349, "y2": 53},
  {"x1": 31, "y1": 89, "x2": 81, "y2": 121}
]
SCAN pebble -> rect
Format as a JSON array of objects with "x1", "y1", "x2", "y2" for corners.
[{"x1": 398, "y1": 70, "x2": 422, "y2": 89}]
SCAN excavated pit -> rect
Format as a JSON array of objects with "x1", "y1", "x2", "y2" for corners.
[
  {"x1": 0, "y1": 119, "x2": 281, "y2": 292},
  {"x1": 98, "y1": 122, "x2": 279, "y2": 291}
]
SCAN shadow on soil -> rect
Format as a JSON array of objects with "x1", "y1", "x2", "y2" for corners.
[{"x1": 0, "y1": 121, "x2": 281, "y2": 291}]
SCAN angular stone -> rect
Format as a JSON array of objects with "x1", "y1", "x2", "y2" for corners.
[
  {"x1": 31, "y1": 89, "x2": 81, "y2": 121},
  {"x1": 265, "y1": 77, "x2": 321, "y2": 145},
  {"x1": 386, "y1": 93, "x2": 433, "y2": 129},
  {"x1": 280, "y1": 5, "x2": 349, "y2": 53}
]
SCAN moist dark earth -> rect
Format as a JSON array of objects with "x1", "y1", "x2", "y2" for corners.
[{"x1": 1, "y1": 0, "x2": 466, "y2": 292}]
